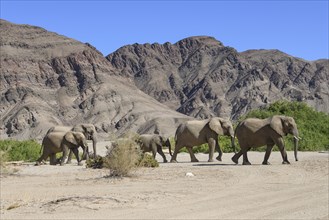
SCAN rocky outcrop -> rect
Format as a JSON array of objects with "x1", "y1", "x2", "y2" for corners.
[
  {"x1": 106, "y1": 37, "x2": 329, "y2": 119},
  {"x1": 1, "y1": 19, "x2": 328, "y2": 141},
  {"x1": 0, "y1": 20, "x2": 190, "y2": 140}
]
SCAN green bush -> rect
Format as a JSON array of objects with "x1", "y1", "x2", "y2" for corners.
[
  {"x1": 0, "y1": 140, "x2": 41, "y2": 162},
  {"x1": 137, "y1": 153, "x2": 159, "y2": 167},
  {"x1": 240, "y1": 101, "x2": 329, "y2": 151}
]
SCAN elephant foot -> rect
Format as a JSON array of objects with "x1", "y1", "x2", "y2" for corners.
[
  {"x1": 262, "y1": 161, "x2": 271, "y2": 165},
  {"x1": 170, "y1": 159, "x2": 178, "y2": 163},
  {"x1": 208, "y1": 159, "x2": 214, "y2": 162},
  {"x1": 191, "y1": 158, "x2": 199, "y2": 162},
  {"x1": 231, "y1": 156, "x2": 238, "y2": 164},
  {"x1": 282, "y1": 160, "x2": 291, "y2": 164},
  {"x1": 78, "y1": 162, "x2": 83, "y2": 166},
  {"x1": 242, "y1": 161, "x2": 251, "y2": 165},
  {"x1": 34, "y1": 162, "x2": 41, "y2": 166},
  {"x1": 163, "y1": 160, "x2": 168, "y2": 163},
  {"x1": 216, "y1": 156, "x2": 222, "y2": 162},
  {"x1": 66, "y1": 160, "x2": 72, "y2": 164}
]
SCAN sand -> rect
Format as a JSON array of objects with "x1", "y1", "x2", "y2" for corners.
[{"x1": 1, "y1": 142, "x2": 328, "y2": 220}]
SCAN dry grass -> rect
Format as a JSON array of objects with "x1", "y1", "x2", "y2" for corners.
[{"x1": 104, "y1": 136, "x2": 141, "y2": 177}]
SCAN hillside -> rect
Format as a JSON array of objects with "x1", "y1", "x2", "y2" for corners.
[
  {"x1": 106, "y1": 36, "x2": 329, "y2": 119},
  {"x1": 0, "y1": 19, "x2": 191, "y2": 140},
  {"x1": 0, "y1": 19, "x2": 328, "y2": 141}
]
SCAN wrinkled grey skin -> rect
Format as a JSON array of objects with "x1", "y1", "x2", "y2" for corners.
[
  {"x1": 35, "y1": 131, "x2": 88, "y2": 166},
  {"x1": 170, "y1": 117, "x2": 235, "y2": 163},
  {"x1": 232, "y1": 115, "x2": 299, "y2": 165},
  {"x1": 137, "y1": 134, "x2": 169, "y2": 163},
  {"x1": 46, "y1": 124, "x2": 97, "y2": 162}
]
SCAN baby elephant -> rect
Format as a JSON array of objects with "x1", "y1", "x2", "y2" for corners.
[
  {"x1": 137, "y1": 134, "x2": 170, "y2": 163},
  {"x1": 35, "y1": 131, "x2": 88, "y2": 166}
]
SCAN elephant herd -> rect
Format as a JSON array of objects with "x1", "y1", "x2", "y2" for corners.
[{"x1": 35, "y1": 115, "x2": 300, "y2": 166}]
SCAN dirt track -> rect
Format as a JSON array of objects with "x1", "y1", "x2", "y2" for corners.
[{"x1": 1, "y1": 145, "x2": 328, "y2": 220}]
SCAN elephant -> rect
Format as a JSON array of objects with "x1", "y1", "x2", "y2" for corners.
[
  {"x1": 35, "y1": 131, "x2": 88, "y2": 166},
  {"x1": 231, "y1": 115, "x2": 299, "y2": 165},
  {"x1": 137, "y1": 134, "x2": 170, "y2": 163},
  {"x1": 170, "y1": 117, "x2": 235, "y2": 163},
  {"x1": 46, "y1": 124, "x2": 97, "y2": 162}
]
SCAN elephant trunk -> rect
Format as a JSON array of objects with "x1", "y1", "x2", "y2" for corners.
[
  {"x1": 168, "y1": 139, "x2": 173, "y2": 156},
  {"x1": 293, "y1": 129, "x2": 299, "y2": 161},
  {"x1": 81, "y1": 141, "x2": 88, "y2": 162},
  {"x1": 92, "y1": 136, "x2": 97, "y2": 158}
]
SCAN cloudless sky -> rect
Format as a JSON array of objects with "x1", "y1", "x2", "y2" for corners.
[{"x1": 1, "y1": 1, "x2": 328, "y2": 60}]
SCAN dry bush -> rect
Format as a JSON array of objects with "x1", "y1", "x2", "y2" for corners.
[{"x1": 104, "y1": 137, "x2": 141, "y2": 177}]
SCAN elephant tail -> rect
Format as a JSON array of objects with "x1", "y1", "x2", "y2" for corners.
[{"x1": 168, "y1": 138, "x2": 173, "y2": 157}]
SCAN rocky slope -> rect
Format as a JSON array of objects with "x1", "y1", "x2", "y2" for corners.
[
  {"x1": 1, "y1": 19, "x2": 328, "y2": 141},
  {"x1": 0, "y1": 19, "x2": 191, "y2": 140},
  {"x1": 106, "y1": 37, "x2": 329, "y2": 119}
]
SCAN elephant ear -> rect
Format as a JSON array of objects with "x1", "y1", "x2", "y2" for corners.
[
  {"x1": 269, "y1": 116, "x2": 285, "y2": 137},
  {"x1": 64, "y1": 132, "x2": 78, "y2": 146},
  {"x1": 208, "y1": 118, "x2": 224, "y2": 135}
]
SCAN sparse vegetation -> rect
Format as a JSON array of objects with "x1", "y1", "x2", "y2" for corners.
[
  {"x1": 0, "y1": 140, "x2": 40, "y2": 162},
  {"x1": 103, "y1": 137, "x2": 141, "y2": 177},
  {"x1": 137, "y1": 153, "x2": 159, "y2": 167}
]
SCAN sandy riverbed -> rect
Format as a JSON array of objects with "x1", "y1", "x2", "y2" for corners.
[{"x1": 1, "y1": 142, "x2": 328, "y2": 220}]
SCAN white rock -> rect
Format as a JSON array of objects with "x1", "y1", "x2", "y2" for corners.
[{"x1": 185, "y1": 172, "x2": 195, "y2": 177}]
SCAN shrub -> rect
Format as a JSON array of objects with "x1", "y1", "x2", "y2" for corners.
[
  {"x1": 103, "y1": 138, "x2": 140, "y2": 177},
  {"x1": 0, "y1": 140, "x2": 41, "y2": 162},
  {"x1": 137, "y1": 153, "x2": 159, "y2": 167},
  {"x1": 86, "y1": 156, "x2": 104, "y2": 169}
]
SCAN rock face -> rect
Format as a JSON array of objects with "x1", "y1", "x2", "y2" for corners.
[
  {"x1": 1, "y1": 19, "x2": 328, "y2": 141},
  {"x1": 106, "y1": 37, "x2": 329, "y2": 119},
  {"x1": 0, "y1": 19, "x2": 191, "y2": 140}
]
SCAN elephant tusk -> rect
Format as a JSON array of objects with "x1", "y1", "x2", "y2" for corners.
[{"x1": 294, "y1": 136, "x2": 301, "y2": 140}]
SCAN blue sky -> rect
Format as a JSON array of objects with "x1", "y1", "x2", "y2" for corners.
[{"x1": 1, "y1": 1, "x2": 328, "y2": 60}]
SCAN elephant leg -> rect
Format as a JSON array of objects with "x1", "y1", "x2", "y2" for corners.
[
  {"x1": 215, "y1": 141, "x2": 222, "y2": 162},
  {"x1": 231, "y1": 150, "x2": 243, "y2": 164},
  {"x1": 187, "y1": 147, "x2": 199, "y2": 162},
  {"x1": 262, "y1": 144, "x2": 274, "y2": 165},
  {"x1": 242, "y1": 147, "x2": 251, "y2": 165},
  {"x1": 170, "y1": 143, "x2": 182, "y2": 163},
  {"x1": 35, "y1": 152, "x2": 49, "y2": 166},
  {"x1": 66, "y1": 150, "x2": 73, "y2": 164},
  {"x1": 72, "y1": 148, "x2": 82, "y2": 166},
  {"x1": 60, "y1": 146, "x2": 69, "y2": 166},
  {"x1": 49, "y1": 153, "x2": 58, "y2": 165},
  {"x1": 275, "y1": 138, "x2": 290, "y2": 164},
  {"x1": 207, "y1": 138, "x2": 216, "y2": 162},
  {"x1": 151, "y1": 143, "x2": 157, "y2": 159},
  {"x1": 157, "y1": 145, "x2": 167, "y2": 163}
]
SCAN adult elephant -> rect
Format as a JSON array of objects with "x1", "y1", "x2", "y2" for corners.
[
  {"x1": 46, "y1": 124, "x2": 97, "y2": 160},
  {"x1": 137, "y1": 134, "x2": 170, "y2": 163},
  {"x1": 232, "y1": 115, "x2": 299, "y2": 165},
  {"x1": 35, "y1": 131, "x2": 88, "y2": 166},
  {"x1": 170, "y1": 117, "x2": 235, "y2": 163}
]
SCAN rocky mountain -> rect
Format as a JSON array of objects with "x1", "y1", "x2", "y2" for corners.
[
  {"x1": 1, "y1": 19, "x2": 328, "y2": 141},
  {"x1": 106, "y1": 36, "x2": 329, "y2": 119},
  {"x1": 0, "y1": 19, "x2": 191, "y2": 140}
]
